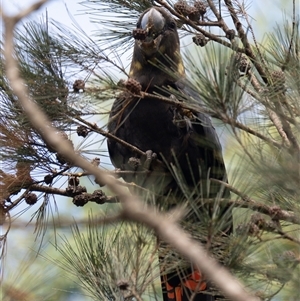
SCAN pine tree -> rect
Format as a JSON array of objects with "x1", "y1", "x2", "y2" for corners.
[{"x1": 1, "y1": 1, "x2": 299, "y2": 300}]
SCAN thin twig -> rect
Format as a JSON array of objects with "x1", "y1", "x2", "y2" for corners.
[
  {"x1": 142, "y1": 91, "x2": 283, "y2": 149},
  {"x1": 283, "y1": 0, "x2": 296, "y2": 70},
  {"x1": 207, "y1": 0, "x2": 230, "y2": 33},
  {"x1": 75, "y1": 116, "x2": 146, "y2": 157},
  {"x1": 239, "y1": 2, "x2": 268, "y2": 72},
  {"x1": 224, "y1": 0, "x2": 268, "y2": 84},
  {"x1": 211, "y1": 179, "x2": 300, "y2": 225},
  {"x1": 247, "y1": 71, "x2": 291, "y2": 147},
  {"x1": 154, "y1": 0, "x2": 245, "y2": 52}
]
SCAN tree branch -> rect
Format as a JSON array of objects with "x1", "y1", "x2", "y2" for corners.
[
  {"x1": 211, "y1": 179, "x2": 300, "y2": 225},
  {"x1": 154, "y1": 0, "x2": 245, "y2": 52},
  {"x1": 224, "y1": 0, "x2": 268, "y2": 84}
]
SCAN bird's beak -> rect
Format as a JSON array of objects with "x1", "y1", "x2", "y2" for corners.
[{"x1": 137, "y1": 8, "x2": 165, "y2": 55}]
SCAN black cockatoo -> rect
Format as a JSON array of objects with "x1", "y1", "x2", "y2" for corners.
[{"x1": 107, "y1": 6, "x2": 232, "y2": 301}]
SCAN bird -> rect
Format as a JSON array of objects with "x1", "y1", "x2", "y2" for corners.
[{"x1": 107, "y1": 6, "x2": 232, "y2": 301}]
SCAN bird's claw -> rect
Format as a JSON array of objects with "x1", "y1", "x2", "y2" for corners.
[{"x1": 143, "y1": 150, "x2": 157, "y2": 171}]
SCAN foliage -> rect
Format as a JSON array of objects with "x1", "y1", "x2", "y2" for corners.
[
  {"x1": 1, "y1": 0, "x2": 299, "y2": 300},
  {"x1": 55, "y1": 213, "x2": 161, "y2": 300}
]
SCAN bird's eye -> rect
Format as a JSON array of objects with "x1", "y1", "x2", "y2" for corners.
[{"x1": 169, "y1": 21, "x2": 176, "y2": 29}]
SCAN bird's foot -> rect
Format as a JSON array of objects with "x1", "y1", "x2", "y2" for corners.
[
  {"x1": 128, "y1": 150, "x2": 157, "y2": 171},
  {"x1": 143, "y1": 150, "x2": 157, "y2": 171}
]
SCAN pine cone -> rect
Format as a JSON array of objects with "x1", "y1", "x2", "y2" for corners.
[
  {"x1": 194, "y1": 1, "x2": 207, "y2": 16},
  {"x1": 188, "y1": 7, "x2": 201, "y2": 21},
  {"x1": 174, "y1": 0, "x2": 190, "y2": 16},
  {"x1": 73, "y1": 79, "x2": 85, "y2": 92},
  {"x1": 25, "y1": 193, "x2": 37, "y2": 205},
  {"x1": 66, "y1": 185, "x2": 87, "y2": 197},
  {"x1": 193, "y1": 33, "x2": 209, "y2": 47},
  {"x1": 92, "y1": 189, "x2": 107, "y2": 204},
  {"x1": 125, "y1": 78, "x2": 142, "y2": 95},
  {"x1": 239, "y1": 55, "x2": 251, "y2": 74},
  {"x1": 72, "y1": 194, "x2": 88, "y2": 207},
  {"x1": 271, "y1": 70, "x2": 285, "y2": 92},
  {"x1": 44, "y1": 174, "x2": 53, "y2": 185},
  {"x1": 77, "y1": 125, "x2": 89, "y2": 138},
  {"x1": 225, "y1": 29, "x2": 236, "y2": 40}
]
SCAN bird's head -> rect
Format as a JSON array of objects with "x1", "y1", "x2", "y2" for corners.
[{"x1": 129, "y1": 7, "x2": 185, "y2": 90}]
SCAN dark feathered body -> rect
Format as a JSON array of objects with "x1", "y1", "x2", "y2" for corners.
[{"x1": 108, "y1": 89, "x2": 229, "y2": 199}]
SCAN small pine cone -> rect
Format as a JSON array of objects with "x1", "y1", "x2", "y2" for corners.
[
  {"x1": 239, "y1": 56, "x2": 251, "y2": 74},
  {"x1": 234, "y1": 53, "x2": 250, "y2": 74},
  {"x1": 132, "y1": 28, "x2": 147, "y2": 40},
  {"x1": 76, "y1": 125, "x2": 89, "y2": 138},
  {"x1": 25, "y1": 193, "x2": 37, "y2": 205},
  {"x1": 72, "y1": 194, "x2": 88, "y2": 207},
  {"x1": 174, "y1": 0, "x2": 190, "y2": 16},
  {"x1": 194, "y1": 1, "x2": 207, "y2": 16},
  {"x1": 75, "y1": 185, "x2": 87, "y2": 194},
  {"x1": 92, "y1": 189, "x2": 107, "y2": 204},
  {"x1": 68, "y1": 176, "x2": 80, "y2": 187},
  {"x1": 188, "y1": 7, "x2": 201, "y2": 22},
  {"x1": 73, "y1": 80, "x2": 85, "y2": 92},
  {"x1": 125, "y1": 78, "x2": 142, "y2": 95},
  {"x1": 271, "y1": 70, "x2": 285, "y2": 92},
  {"x1": 193, "y1": 34, "x2": 209, "y2": 47},
  {"x1": 44, "y1": 174, "x2": 53, "y2": 185},
  {"x1": 225, "y1": 29, "x2": 236, "y2": 40}
]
